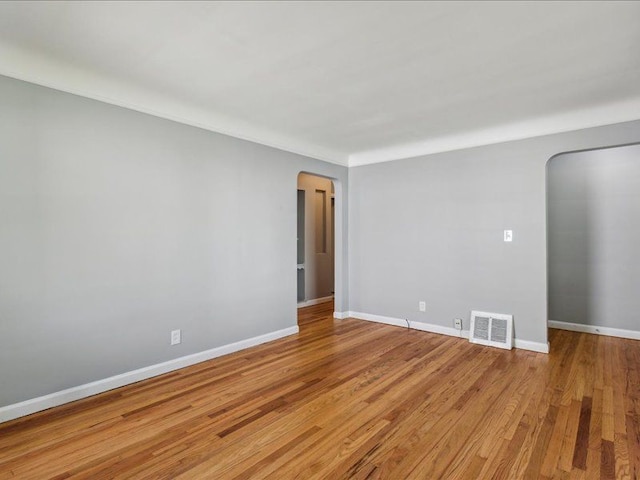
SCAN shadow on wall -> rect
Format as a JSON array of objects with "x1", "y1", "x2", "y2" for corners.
[{"x1": 547, "y1": 143, "x2": 640, "y2": 331}]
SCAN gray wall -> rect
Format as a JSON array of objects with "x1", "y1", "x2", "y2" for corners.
[
  {"x1": 0, "y1": 74, "x2": 348, "y2": 407},
  {"x1": 348, "y1": 121, "x2": 640, "y2": 347},
  {"x1": 297, "y1": 173, "x2": 334, "y2": 302},
  {"x1": 548, "y1": 144, "x2": 640, "y2": 330}
]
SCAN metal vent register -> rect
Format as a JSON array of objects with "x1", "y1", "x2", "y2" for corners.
[{"x1": 469, "y1": 311, "x2": 513, "y2": 350}]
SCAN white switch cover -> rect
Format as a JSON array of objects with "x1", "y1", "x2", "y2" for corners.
[
  {"x1": 504, "y1": 230, "x2": 513, "y2": 242},
  {"x1": 171, "y1": 329, "x2": 181, "y2": 345},
  {"x1": 419, "y1": 301, "x2": 426, "y2": 312}
]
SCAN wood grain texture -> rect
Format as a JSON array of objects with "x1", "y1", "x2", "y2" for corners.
[
  {"x1": 297, "y1": 299, "x2": 334, "y2": 326},
  {"x1": 0, "y1": 304, "x2": 638, "y2": 479}
]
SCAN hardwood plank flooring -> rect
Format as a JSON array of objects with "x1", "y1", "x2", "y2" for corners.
[
  {"x1": 297, "y1": 300, "x2": 334, "y2": 325},
  {"x1": 1, "y1": 309, "x2": 639, "y2": 479}
]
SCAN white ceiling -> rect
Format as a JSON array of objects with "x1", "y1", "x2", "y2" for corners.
[{"x1": 0, "y1": 1, "x2": 639, "y2": 167}]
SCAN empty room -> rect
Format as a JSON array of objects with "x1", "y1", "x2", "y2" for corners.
[{"x1": 1, "y1": 1, "x2": 639, "y2": 478}]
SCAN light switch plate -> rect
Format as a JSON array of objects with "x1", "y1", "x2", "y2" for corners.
[{"x1": 504, "y1": 230, "x2": 513, "y2": 242}]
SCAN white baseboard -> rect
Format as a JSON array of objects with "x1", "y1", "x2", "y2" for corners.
[
  {"x1": 348, "y1": 311, "x2": 469, "y2": 338},
  {"x1": 297, "y1": 296, "x2": 334, "y2": 308},
  {"x1": 410, "y1": 320, "x2": 470, "y2": 340},
  {"x1": 348, "y1": 311, "x2": 409, "y2": 328},
  {"x1": 347, "y1": 311, "x2": 549, "y2": 353},
  {"x1": 549, "y1": 320, "x2": 640, "y2": 341},
  {"x1": 514, "y1": 339, "x2": 550, "y2": 353},
  {"x1": 0, "y1": 325, "x2": 299, "y2": 424},
  {"x1": 333, "y1": 311, "x2": 348, "y2": 319}
]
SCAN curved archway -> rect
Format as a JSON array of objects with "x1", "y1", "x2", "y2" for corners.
[{"x1": 545, "y1": 142, "x2": 640, "y2": 341}]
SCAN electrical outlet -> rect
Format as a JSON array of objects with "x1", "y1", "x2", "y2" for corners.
[
  {"x1": 171, "y1": 329, "x2": 181, "y2": 345},
  {"x1": 419, "y1": 301, "x2": 426, "y2": 312},
  {"x1": 454, "y1": 318, "x2": 463, "y2": 330}
]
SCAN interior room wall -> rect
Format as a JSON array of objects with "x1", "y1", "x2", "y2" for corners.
[
  {"x1": 348, "y1": 120, "x2": 640, "y2": 350},
  {"x1": 547, "y1": 144, "x2": 640, "y2": 331},
  {"x1": 0, "y1": 74, "x2": 348, "y2": 408},
  {"x1": 297, "y1": 173, "x2": 335, "y2": 303},
  {"x1": 1, "y1": 68, "x2": 639, "y2": 413}
]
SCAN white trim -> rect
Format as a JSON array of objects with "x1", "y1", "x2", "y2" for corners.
[
  {"x1": 297, "y1": 296, "x2": 334, "y2": 308},
  {"x1": 3, "y1": 44, "x2": 640, "y2": 169},
  {"x1": 0, "y1": 45, "x2": 348, "y2": 167},
  {"x1": 333, "y1": 311, "x2": 348, "y2": 320},
  {"x1": 347, "y1": 311, "x2": 549, "y2": 353},
  {"x1": 348, "y1": 311, "x2": 408, "y2": 328},
  {"x1": 347, "y1": 97, "x2": 640, "y2": 166},
  {"x1": 549, "y1": 320, "x2": 640, "y2": 341},
  {"x1": 410, "y1": 320, "x2": 468, "y2": 339},
  {"x1": 514, "y1": 339, "x2": 550, "y2": 354},
  {"x1": 0, "y1": 325, "x2": 299, "y2": 424},
  {"x1": 348, "y1": 311, "x2": 469, "y2": 338},
  {"x1": 410, "y1": 321, "x2": 471, "y2": 340}
]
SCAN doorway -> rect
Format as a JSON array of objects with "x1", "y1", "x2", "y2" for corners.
[
  {"x1": 547, "y1": 143, "x2": 640, "y2": 336},
  {"x1": 297, "y1": 172, "x2": 335, "y2": 324}
]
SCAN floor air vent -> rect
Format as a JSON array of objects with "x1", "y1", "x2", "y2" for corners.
[{"x1": 469, "y1": 311, "x2": 513, "y2": 350}]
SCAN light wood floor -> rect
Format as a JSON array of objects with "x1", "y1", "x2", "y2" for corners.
[{"x1": 1, "y1": 304, "x2": 639, "y2": 479}]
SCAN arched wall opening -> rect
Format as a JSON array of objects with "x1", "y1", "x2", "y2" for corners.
[{"x1": 546, "y1": 142, "x2": 640, "y2": 340}]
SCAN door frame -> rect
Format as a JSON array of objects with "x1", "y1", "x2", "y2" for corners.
[{"x1": 297, "y1": 171, "x2": 344, "y2": 317}]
